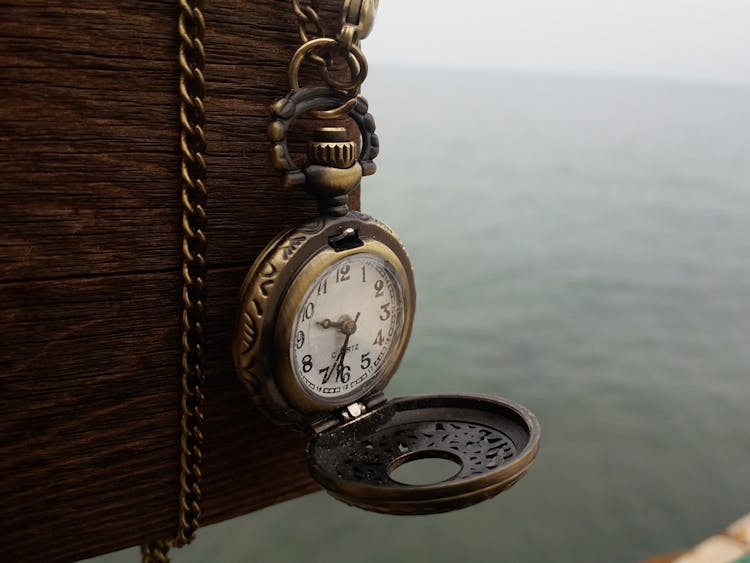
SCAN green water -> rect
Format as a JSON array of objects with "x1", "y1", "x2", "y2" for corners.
[{"x1": 91, "y1": 69, "x2": 750, "y2": 563}]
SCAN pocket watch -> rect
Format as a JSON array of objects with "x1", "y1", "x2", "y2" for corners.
[{"x1": 233, "y1": 0, "x2": 539, "y2": 516}]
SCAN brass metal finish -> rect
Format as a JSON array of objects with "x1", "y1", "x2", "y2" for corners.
[
  {"x1": 289, "y1": 0, "x2": 373, "y2": 117},
  {"x1": 268, "y1": 87, "x2": 378, "y2": 216},
  {"x1": 308, "y1": 395, "x2": 541, "y2": 515},
  {"x1": 303, "y1": 163, "x2": 363, "y2": 201},
  {"x1": 233, "y1": 213, "x2": 416, "y2": 428},
  {"x1": 292, "y1": 0, "x2": 326, "y2": 44},
  {"x1": 140, "y1": 541, "x2": 170, "y2": 563},
  {"x1": 305, "y1": 127, "x2": 363, "y2": 206},
  {"x1": 288, "y1": 37, "x2": 368, "y2": 94},
  {"x1": 142, "y1": 1, "x2": 208, "y2": 561},
  {"x1": 342, "y1": 0, "x2": 379, "y2": 41},
  {"x1": 307, "y1": 127, "x2": 360, "y2": 168},
  {"x1": 175, "y1": 0, "x2": 208, "y2": 548},
  {"x1": 311, "y1": 97, "x2": 359, "y2": 120}
]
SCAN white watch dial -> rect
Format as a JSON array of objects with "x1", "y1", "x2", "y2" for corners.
[{"x1": 290, "y1": 252, "x2": 405, "y2": 401}]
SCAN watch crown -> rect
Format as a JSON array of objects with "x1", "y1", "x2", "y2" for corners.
[{"x1": 307, "y1": 127, "x2": 360, "y2": 169}]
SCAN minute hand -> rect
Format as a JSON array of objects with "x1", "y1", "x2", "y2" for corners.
[
  {"x1": 335, "y1": 312, "x2": 360, "y2": 382},
  {"x1": 323, "y1": 312, "x2": 360, "y2": 385},
  {"x1": 323, "y1": 333, "x2": 349, "y2": 385}
]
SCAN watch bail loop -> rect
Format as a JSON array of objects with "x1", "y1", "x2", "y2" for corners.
[{"x1": 268, "y1": 87, "x2": 378, "y2": 215}]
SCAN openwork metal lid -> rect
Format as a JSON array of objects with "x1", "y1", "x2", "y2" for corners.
[{"x1": 307, "y1": 394, "x2": 540, "y2": 515}]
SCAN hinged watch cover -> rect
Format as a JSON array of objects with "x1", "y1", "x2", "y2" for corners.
[{"x1": 308, "y1": 394, "x2": 540, "y2": 515}]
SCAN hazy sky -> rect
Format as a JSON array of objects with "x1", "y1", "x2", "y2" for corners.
[{"x1": 367, "y1": 0, "x2": 750, "y2": 85}]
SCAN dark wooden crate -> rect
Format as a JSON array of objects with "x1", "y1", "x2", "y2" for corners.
[{"x1": 0, "y1": 2, "x2": 357, "y2": 561}]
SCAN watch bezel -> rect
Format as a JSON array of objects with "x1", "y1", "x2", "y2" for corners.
[{"x1": 233, "y1": 212, "x2": 416, "y2": 427}]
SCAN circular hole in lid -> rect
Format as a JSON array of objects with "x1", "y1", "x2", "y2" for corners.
[{"x1": 388, "y1": 450, "x2": 463, "y2": 486}]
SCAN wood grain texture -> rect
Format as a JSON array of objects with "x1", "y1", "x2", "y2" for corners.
[{"x1": 0, "y1": 1, "x2": 362, "y2": 561}]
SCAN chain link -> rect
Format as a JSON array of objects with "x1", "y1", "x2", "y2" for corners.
[
  {"x1": 141, "y1": 1, "x2": 208, "y2": 561},
  {"x1": 140, "y1": 541, "x2": 171, "y2": 563},
  {"x1": 288, "y1": 0, "x2": 373, "y2": 99},
  {"x1": 292, "y1": 0, "x2": 326, "y2": 43},
  {"x1": 292, "y1": 0, "x2": 329, "y2": 68}
]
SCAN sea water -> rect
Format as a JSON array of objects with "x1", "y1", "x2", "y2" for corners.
[{"x1": 95, "y1": 68, "x2": 750, "y2": 563}]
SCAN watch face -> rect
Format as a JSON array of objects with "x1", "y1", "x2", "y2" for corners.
[{"x1": 290, "y1": 252, "x2": 406, "y2": 401}]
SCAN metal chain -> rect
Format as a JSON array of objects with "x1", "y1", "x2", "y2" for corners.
[
  {"x1": 140, "y1": 541, "x2": 171, "y2": 563},
  {"x1": 140, "y1": 3, "x2": 373, "y2": 560},
  {"x1": 175, "y1": 0, "x2": 208, "y2": 546},
  {"x1": 142, "y1": 1, "x2": 208, "y2": 561},
  {"x1": 292, "y1": 0, "x2": 326, "y2": 43},
  {"x1": 288, "y1": 0, "x2": 375, "y2": 97}
]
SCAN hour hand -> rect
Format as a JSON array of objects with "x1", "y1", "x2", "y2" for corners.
[
  {"x1": 317, "y1": 318, "x2": 343, "y2": 330},
  {"x1": 317, "y1": 314, "x2": 358, "y2": 335}
]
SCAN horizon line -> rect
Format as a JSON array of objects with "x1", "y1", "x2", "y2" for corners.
[{"x1": 366, "y1": 61, "x2": 750, "y2": 91}]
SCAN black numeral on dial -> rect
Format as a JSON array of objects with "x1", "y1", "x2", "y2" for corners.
[
  {"x1": 360, "y1": 352, "x2": 371, "y2": 370},
  {"x1": 302, "y1": 354, "x2": 313, "y2": 373},
  {"x1": 319, "y1": 366, "x2": 330, "y2": 384},
  {"x1": 336, "y1": 364, "x2": 351, "y2": 383},
  {"x1": 302, "y1": 302, "x2": 314, "y2": 321},
  {"x1": 336, "y1": 264, "x2": 350, "y2": 283},
  {"x1": 379, "y1": 303, "x2": 391, "y2": 321}
]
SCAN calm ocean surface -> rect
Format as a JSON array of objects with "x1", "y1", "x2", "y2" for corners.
[{"x1": 92, "y1": 68, "x2": 750, "y2": 563}]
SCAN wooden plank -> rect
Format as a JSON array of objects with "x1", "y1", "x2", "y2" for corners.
[
  {"x1": 0, "y1": 0, "x2": 353, "y2": 281},
  {"x1": 0, "y1": 1, "x2": 362, "y2": 561},
  {"x1": 0, "y1": 267, "x2": 319, "y2": 562}
]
